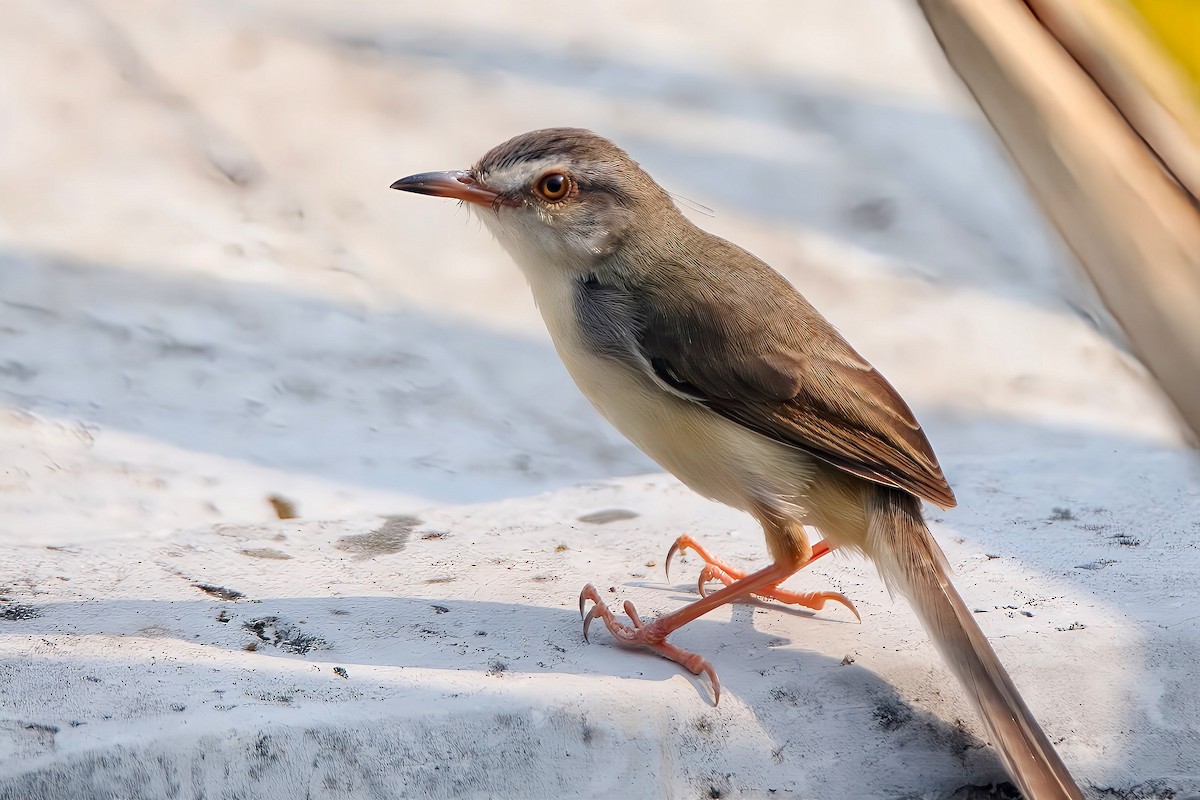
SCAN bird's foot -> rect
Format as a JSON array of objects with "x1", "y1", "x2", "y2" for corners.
[
  {"x1": 666, "y1": 534, "x2": 860, "y2": 620},
  {"x1": 578, "y1": 582, "x2": 720, "y2": 703}
]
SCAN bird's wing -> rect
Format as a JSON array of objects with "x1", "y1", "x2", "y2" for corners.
[{"x1": 627, "y1": 264, "x2": 956, "y2": 509}]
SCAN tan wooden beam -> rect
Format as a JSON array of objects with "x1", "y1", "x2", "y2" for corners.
[
  {"x1": 1026, "y1": 0, "x2": 1200, "y2": 202},
  {"x1": 917, "y1": 0, "x2": 1200, "y2": 441}
]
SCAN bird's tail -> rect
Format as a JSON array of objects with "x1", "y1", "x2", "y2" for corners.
[{"x1": 866, "y1": 487, "x2": 1083, "y2": 800}]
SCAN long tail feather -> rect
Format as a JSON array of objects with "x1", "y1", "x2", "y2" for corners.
[{"x1": 867, "y1": 487, "x2": 1083, "y2": 800}]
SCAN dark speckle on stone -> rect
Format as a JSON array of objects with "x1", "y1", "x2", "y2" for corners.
[
  {"x1": 193, "y1": 584, "x2": 244, "y2": 601},
  {"x1": 846, "y1": 196, "x2": 896, "y2": 231},
  {"x1": 577, "y1": 509, "x2": 639, "y2": 524},
  {"x1": 431, "y1": 605, "x2": 450, "y2": 614},
  {"x1": 1076, "y1": 559, "x2": 1117, "y2": 571},
  {"x1": 335, "y1": 515, "x2": 420, "y2": 558},
  {"x1": 243, "y1": 616, "x2": 328, "y2": 654},
  {"x1": 948, "y1": 781, "x2": 1021, "y2": 800},
  {"x1": 253, "y1": 732, "x2": 279, "y2": 762},
  {"x1": 333, "y1": 666, "x2": 349, "y2": 679},
  {"x1": 872, "y1": 698, "x2": 913, "y2": 732},
  {"x1": 1049, "y1": 507, "x2": 1076, "y2": 521},
  {"x1": 768, "y1": 686, "x2": 803, "y2": 706},
  {"x1": 1, "y1": 604, "x2": 41, "y2": 621},
  {"x1": 0, "y1": 361, "x2": 38, "y2": 381},
  {"x1": 238, "y1": 547, "x2": 292, "y2": 560},
  {"x1": 1091, "y1": 780, "x2": 1189, "y2": 799}
]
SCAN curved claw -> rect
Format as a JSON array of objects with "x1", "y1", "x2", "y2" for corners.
[
  {"x1": 673, "y1": 648, "x2": 722, "y2": 705},
  {"x1": 703, "y1": 661, "x2": 721, "y2": 705},
  {"x1": 821, "y1": 591, "x2": 861, "y2": 622},
  {"x1": 697, "y1": 562, "x2": 743, "y2": 599},
  {"x1": 665, "y1": 534, "x2": 711, "y2": 583},
  {"x1": 664, "y1": 538, "x2": 685, "y2": 583},
  {"x1": 582, "y1": 605, "x2": 601, "y2": 642},
  {"x1": 580, "y1": 582, "x2": 609, "y2": 639}
]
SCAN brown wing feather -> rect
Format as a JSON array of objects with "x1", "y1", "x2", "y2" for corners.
[
  {"x1": 636, "y1": 247, "x2": 956, "y2": 509},
  {"x1": 711, "y1": 353, "x2": 957, "y2": 509}
]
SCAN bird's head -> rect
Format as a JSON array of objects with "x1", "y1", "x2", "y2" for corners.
[{"x1": 391, "y1": 128, "x2": 674, "y2": 278}]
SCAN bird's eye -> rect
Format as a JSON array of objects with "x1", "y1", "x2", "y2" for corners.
[{"x1": 536, "y1": 172, "x2": 570, "y2": 202}]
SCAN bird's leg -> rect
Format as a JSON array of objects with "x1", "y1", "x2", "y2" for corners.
[
  {"x1": 579, "y1": 511, "x2": 858, "y2": 702},
  {"x1": 579, "y1": 557, "x2": 803, "y2": 703},
  {"x1": 578, "y1": 583, "x2": 722, "y2": 700},
  {"x1": 666, "y1": 534, "x2": 858, "y2": 618}
]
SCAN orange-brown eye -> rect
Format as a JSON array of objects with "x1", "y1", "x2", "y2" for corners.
[{"x1": 536, "y1": 172, "x2": 570, "y2": 202}]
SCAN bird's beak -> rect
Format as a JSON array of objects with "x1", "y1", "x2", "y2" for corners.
[{"x1": 389, "y1": 170, "x2": 505, "y2": 207}]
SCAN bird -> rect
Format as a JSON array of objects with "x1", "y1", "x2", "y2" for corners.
[{"x1": 390, "y1": 128, "x2": 1084, "y2": 799}]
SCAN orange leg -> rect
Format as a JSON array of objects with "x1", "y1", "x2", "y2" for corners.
[
  {"x1": 667, "y1": 535, "x2": 858, "y2": 618},
  {"x1": 579, "y1": 536, "x2": 856, "y2": 703}
]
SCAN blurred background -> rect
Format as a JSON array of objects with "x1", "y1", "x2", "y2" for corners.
[{"x1": 0, "y1": 0, "x2": 1190, "y2": 546}]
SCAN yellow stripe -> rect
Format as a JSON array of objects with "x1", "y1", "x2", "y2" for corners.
[{"x1": 1127, "y1": 0, "x2": 1200, "y2": 94}]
